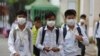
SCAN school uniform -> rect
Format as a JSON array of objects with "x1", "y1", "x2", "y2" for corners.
[
  {"x1": 36, "y1": 26, "x2": 63, "y2": 56},
  {"x1": 78, "y1": 22, "x2": 88, "y2": 56},
  {"x1": 61, "y1": 25, "x2": 89, "y2": 56},
  {"x1": 8, "y1": 25, "x2": 32, "y2": 56},
  {"x1": 94, "y1": 21, "x2": 100, "y2": 56}
]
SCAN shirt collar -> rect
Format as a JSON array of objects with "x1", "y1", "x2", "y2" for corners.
[
  {"x1": 78, "y1": 22, "x2": 81, "y2": 26},
  {"x1": 44, "y1": 26, "x2": 57, "y2": 31},
  {"x1": 66, "y1": 24, "x2": 78, "y2": 31},
  {"x1": 15, "y1": 24, "x2": 27, "y2": 31}
]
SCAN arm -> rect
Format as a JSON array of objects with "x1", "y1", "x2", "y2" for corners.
[
  {"x1": 30, "y1": 29, "x2": 33, "y2": 56},
  {"x1": 58, "y1": 28, "x2": 64, "y2": 50},
  {"x1": 93, "y1": 22, "x2": 97, "y2": 39},
  {"x1": 36, "y1": 27, "x2": 44, "y2": 50},
  {"x1": 81, "y1": 27, "x2": 89, "y2": 46},
  {"x1": 8, "y1": 29, "x2": 16, "y2": 54},
  {"x1": 93, "y1": 22, "x2": 98, "y2": 44}
]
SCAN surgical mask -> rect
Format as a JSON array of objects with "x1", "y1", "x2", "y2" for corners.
[
  {"x1": 80, "y1": 19, "x2": 85, "y2": 23},
  {"x1": 80, "y1": 19, "x2": 85, "y2": 25},
  {"x1": 17, "y1": 17, "x2": 26, "y2": 25},
  {"x1": 47, "y1": 20, "x2": 55, "y2": 27},
  {"x1": 67, "y1": 19, "x2": 76, "y2": 26}
]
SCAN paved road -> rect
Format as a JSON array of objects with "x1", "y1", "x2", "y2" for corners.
[
  {"x1": 0, "y1": 35, "x2": 10, "y2": 56},
  {"x1": 0, "y1": 34, "x2": 97, "y2": 56},
  {"x1": 85, "y1": 44, "x2": 97, "y2": 56}
]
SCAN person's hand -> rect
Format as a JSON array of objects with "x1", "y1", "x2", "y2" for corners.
[
  {"x1": 43, "y1": 47, "x2": 50, "y2": 52},
  {"x1": 13, "y1": 53, "x2": 20, "y2": 56},
  {"x1": 75, "y1": 35, "x2": 83, "y2": 41},
  {"x1": 51, "y1": 47, "x2": 60, "y2": 52}
]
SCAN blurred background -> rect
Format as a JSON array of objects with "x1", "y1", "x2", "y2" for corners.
[{"x1": 0, "y1": 0, "x2": 100, "y2": 56}]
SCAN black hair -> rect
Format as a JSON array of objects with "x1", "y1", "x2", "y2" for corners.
[
  {"x1": 64, "y1": 9, "x2": 76, "y2": 17},
  {"x1": 45, "y1": 11, "x2": 56, "y2": 19},
  {"x1": 99, "y1": 13, "x2": 100, "y2": 17},
  {"x1": 80, "y1": 14, "x2": 86, "y2": 20},
  {"x1": 34, "y1": 16, "x2": 41, "y2": 22},
  {"x1": 16, "y1": 10, "x2": 27, "y2": 16}
]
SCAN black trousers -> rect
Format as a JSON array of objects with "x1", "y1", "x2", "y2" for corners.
[
  {"x1": 96, "y1": 38, "x2": 100, "y2": 56},
  {"x1": 76, "y1": 55, "x2": 81, "y2": 56},
  {"x1": 33, "y1": 45, "x2": 40, "y2": 56},
  {"x1": 81, "y1": 45, "x2": 85, "y2": 56}
]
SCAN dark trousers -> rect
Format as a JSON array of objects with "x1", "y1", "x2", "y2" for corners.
[
  {"x1": 33, "y1": 45, "x2": 40, "y2": 56},
  {"x1": 76, "y1": 55, "x2": 81, "y2": 56},
  {"x1": 81, "y1": 45, "x2": 85, "y2": 56},
  {"x1": 96, "y1": 38, "x2": 100, "y2": 56}
]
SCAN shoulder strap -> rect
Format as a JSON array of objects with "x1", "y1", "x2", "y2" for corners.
[
  {"x1": 77, "y1": 26, "x2": 84, "y2": 48},
  {"x1": 63, "y1": 24, "x2": 67, "y2": 39},
  {"x1": 41, "y1": 26, "x2": 46, "y2": 45},
  {"x1": 77, "y1": 26, "x2": 83, "y2": 36},
  {"x1": 26, "y1": 28, "x2": 31, "y2": 52},
  {"x1": 56, "y1": 28, "x2": 59, "y2": 45},
  {"x1": 96, "y1": 22, "x2": 99, "y2": 34},
  {"x1": 26, "y1": 28, "x2": 31, "y2": 42},
  {"x1": 41, "y1": 26, "x2": 59, "y2": 45},
  {"x1": 13, "y1": 29, "x2": 17, "y2": 43}
]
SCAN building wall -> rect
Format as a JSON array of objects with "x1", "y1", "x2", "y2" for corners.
[{"x1": 94, "y1": 0, "x2": 100, "y2": 21}]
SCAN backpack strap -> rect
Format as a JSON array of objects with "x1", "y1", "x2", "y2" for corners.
[
  {"x1": 77, "y1": 26, "x2": 83, "y2": 48},
  {"x1": 13, "y1": 28, "x2": 32, "y2": 51},
  {"x1": 40, "y1": 26, "x2": 59, "y2": 45},
  {"x1": 41, "y1": 27, "x2": 46, "y2": 45},
  {"x1": 77, "y1": 26, "x2": 83, "y2": 36},
  {"x1": 95, "y1": 21, "x2": 99, "y2": 34},
  {"x1": 13, "y1": 29, "x2": 17, "y2": 43},
  {"x1": 26, "y1": 28, "x2": 31, "y2": 52},
  {"x1": 63, "y1": 24, "x2": 67, "y2": 39},
  {"x1": 56, "y1": 28, "x2": 59, "y2": 45}
]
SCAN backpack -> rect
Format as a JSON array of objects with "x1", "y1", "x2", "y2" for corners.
[
  {"x1": 63, "y1": 24, "x2": 83, "y2": 48},
  {"x1": 13, "y1": 28, "x2": 31, "y2": 51},
  {"x1": 95, "y1": 21, "x2": 99, "y2": 34},
  {"x1": 40, "y1": 26, "x2": 59, "y2": 45}
]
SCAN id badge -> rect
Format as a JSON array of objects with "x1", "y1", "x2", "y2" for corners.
[{"x1": 19, "y1": 44, "x2": 24, "y2": 51}]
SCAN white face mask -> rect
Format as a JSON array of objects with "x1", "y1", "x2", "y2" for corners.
[
  {"x1": 17, "y1": 18, "x2": 26, "y2": 25},
  {"x1": 47, "y1": 20, "x2": 55, "y2": 27},
  {"x1": 67, "y1": 19, "x2": 76, "y2": 26},
  {"x1": 80, "y1": 19, "x2": 85, "y2": 24}
]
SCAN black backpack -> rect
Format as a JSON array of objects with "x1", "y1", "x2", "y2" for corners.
[
  {"x1": 63, "y1": 24, "x2": 83, "y2": 48},
  {"x1": 40, "y1": 26, "x2": 59, "y2": 45},
  {"x1": 95, "y1": 21, "x2": 99, "y2": 34}
]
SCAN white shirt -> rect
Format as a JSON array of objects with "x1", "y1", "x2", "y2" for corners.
[
  {"x1": 36, "y1": 26, "x2": 63, "y2": 56},
  {"x1": 94, "y1": 21, "x2": 100, "y2": 38},
  {"x1": 61, "y1": 25, "x2": 89, "y2": 56},
  {"x1": 78, "y1": 23, "x2": 88, "y2": 36},
  {"x1": 8, "y1": 25, "x2": 32, "y2": 56}
]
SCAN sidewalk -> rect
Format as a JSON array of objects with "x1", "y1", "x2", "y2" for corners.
[
  {"x1": 85, "y1": 44, "x2": 97, "y2": 56},
  {"x1": 0, "y1": 35, "x2": 10, "y2": 56}
]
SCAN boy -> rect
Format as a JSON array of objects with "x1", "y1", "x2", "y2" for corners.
[
  {"x1": 62, "y1": 9, "x2": 89, "y2": 56},
  {"x1": 36, "y1": 12, "x2": 63, "y2": 56},
  {"x1": 32, "y1": 16, "x2": 42, "y2": 56},
  {"x1": 8, "y1": 10, "x2": 32, "y2": 56}
]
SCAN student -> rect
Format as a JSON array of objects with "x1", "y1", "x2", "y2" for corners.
[
  {"x1": 32, "y1": 16, "x2": 42, "y2": 56},
  {"x1": 79, "y1": 14, "x2": 88, "y2": 35},
  {"x1": 78, "y1": 14, "x2": 88, "y2": 56},
  {"x1": 62, "y1": 9, "x2": 89, "y2": 56},
  {"x1": 8, "y1": 10, "x2": 32, "y2": 56},
  {"x1": 36, "y1": 12, "x2": 63, "y2": 56},
  {"x1": 94, "y1": 14, "x2": 100, "y2": 56}
]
